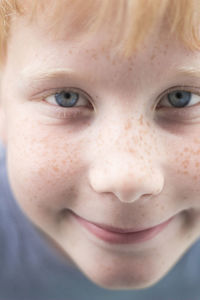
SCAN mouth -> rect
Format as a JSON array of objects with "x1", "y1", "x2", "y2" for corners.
[{"x1": 70, "y1": 211, "x2": 175, "y2": 245}]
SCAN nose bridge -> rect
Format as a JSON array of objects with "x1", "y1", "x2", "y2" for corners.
[
  {"x1": 89, "y1": 116, "x2": 164, "y2": 203},
  {"x1": 96, "y1": 114, "x2": 155, "y2": 170}
]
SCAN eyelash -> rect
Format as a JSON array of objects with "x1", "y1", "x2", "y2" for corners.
[{"x1": 42, "y1": 86, "x2": 200, "y2": 119}]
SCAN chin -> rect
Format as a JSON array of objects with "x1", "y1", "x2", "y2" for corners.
[
  {"x1": 75, "y1": 261, "x2": 166, "y2": 291},
  {"x1": 85, "y1": 273, "x2": 163, "y2": 291}
]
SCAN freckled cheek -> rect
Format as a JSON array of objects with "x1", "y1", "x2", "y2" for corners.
[
  {"x1": 174, "y1": 150, "x2": 200, "y2": 181},
  {"x1": 170, "y1": 146, "x2": 200, "y2": 206},
  {"x1": 7, "y1": 125, "x2": 83, "y2": 212}
]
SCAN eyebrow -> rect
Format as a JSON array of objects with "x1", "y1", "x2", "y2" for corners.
[
  {"x1": 20, "y1": 67, "x2": 87, "y2": 83},
  {"x1": 175, "y1": 66, "x2": 200, "y2": 79}
]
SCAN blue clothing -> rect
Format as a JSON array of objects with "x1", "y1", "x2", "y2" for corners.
[{"x1": 0, "y1": 140, "x2": 200, "y2": 300}]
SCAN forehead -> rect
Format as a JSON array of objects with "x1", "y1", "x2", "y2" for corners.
[
  {"x1": 11, "y1": 0, "x2": 171, "y2": 59},
  {"x1": 15, "y1": 1, "x2": 124, "y2": 41},
  {"x1": 6, "y1": 13, "x2": 200, "y2": 99},
  {"x1": 8, "y1": 10, "x2": 191, "y2": 62},
  {"x1": 8, "y1": 8, "x2": 163, "y2": 65},
  {"x1": 5, "y1": 0, "x2": 200, "y2": 89},
  {"x1": 1, "y1": 0, "x2": 200, "y2": 71}
]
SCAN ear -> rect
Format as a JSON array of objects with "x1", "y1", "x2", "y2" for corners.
[{"x1": 0, "y1": 107, "x2": 7, "y2": 146}]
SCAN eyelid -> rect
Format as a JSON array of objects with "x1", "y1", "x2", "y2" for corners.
[
  {"x1": 41, "y1": 87, "x2": 91, "y2": 99},
  {"x1": 38, "y1": 87, "x2": 94, "y2": 108},
  {"x1": 158, "y1": 85, "x2": 200, "y2": 99}
]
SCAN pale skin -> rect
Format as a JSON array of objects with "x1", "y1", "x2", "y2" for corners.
[{"x1": 1, "y1": 12, "x2": 200, "y2": 290}]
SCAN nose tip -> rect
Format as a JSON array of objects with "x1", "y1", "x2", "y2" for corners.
[
  {"x1": 89, "y1": 163, "x2": 164, "y2": 203},
  {"x1": 115, "y1": 191, "x2": 154, "y2": 204}
]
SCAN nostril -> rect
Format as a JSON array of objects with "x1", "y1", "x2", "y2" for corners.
[{"x1": 141, "y1": 194, "x2": 153, "y2": 201}]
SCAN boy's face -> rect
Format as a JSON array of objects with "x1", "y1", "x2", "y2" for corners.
[{"x1": 1, "y1": 13, "x2": 200, "y2": 290}]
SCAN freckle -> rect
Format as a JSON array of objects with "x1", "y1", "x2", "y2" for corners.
[
  {"x1": 128, "y1": 145, "x2": 135, "y2": 153},
  {"x1": 193, "y1": 138, "x2": 200, "y2": 144},
  {"x1": 150, "y1": 53, "x2": 156, "y2": 61},
  {"x1": 183, "y1": 171, "x2": 188, "y2": 174},
  {"x1": 196, "y1": 162, "x2": 200, "y2": 167},
  {"x1": 112, "y1": 59, "x2": 117, "y2": 65},
  {"x1": 184, "y1": 147, "x2": 189, "y2": 152},
  {"x1": 182, "y1": 159, "x2": 189, "y2": 165},
  {"x1": 53, "y1": 166, "x2": 59, "y2": 172},
  {"x1": 194, "y1": 149, "x2": 200, "y2": 155},
  {"x1": 125, "y1": 120, "x2": 131, "y2": 130},
  {"x1": 92, "y1": 53, "x2": 98, "y2": 60},
  {"x1": 38, "y1": 167, "x2": 45, "y2": 174},
  {"x1": 139, "y1": 115, "x2": 143, "y2": 125}
]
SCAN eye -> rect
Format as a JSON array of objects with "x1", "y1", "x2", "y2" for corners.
[
  {"x1": 158, "y1": 90, "x2": 200, "y2": 109},
  {"x1": 44, "y1": 89, "x2": 91, "y2": 108}
]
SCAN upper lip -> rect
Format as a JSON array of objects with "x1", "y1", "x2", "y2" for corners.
[{"x1": 71, "y1": 211, "x2": 173, "y2": 233}]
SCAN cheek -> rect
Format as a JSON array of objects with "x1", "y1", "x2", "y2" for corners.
[
  {"x1": 167, "y1": 138, "x2": 200, "y2": 209},
  {"x1": 175, "y1": 145, "x2": 200, "y2": 179},
  {"x1": 6, "y1": 119, "x2": 84, "y2": 225}
]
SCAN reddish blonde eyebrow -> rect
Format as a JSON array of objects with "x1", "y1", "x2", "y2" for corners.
[
  {"x1": 175, "y1": 66, "x2": 200, "y2": 79},
  {"x1": 21, "y1": 67, "x2": 80, "y2": 81}
]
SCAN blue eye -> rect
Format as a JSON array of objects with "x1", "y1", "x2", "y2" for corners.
[
  {"x1": 167, "y1": 91, "x2": 191, "y2": 108},
  {"x1": 55, "y1": 91, "x2": 79, "y2": 107}
]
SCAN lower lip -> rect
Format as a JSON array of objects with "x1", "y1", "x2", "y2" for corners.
[{"x1": 72, "y1": 213, "x2": 174, "y2": 244}]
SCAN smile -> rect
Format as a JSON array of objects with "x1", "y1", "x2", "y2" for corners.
[{"x1": 70, "y1": 211, "x2": 174, "y2": 245}]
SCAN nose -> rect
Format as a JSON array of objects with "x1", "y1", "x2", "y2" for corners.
[{"x1": 88, "y1": 134, "x2": 164, "y2": 204}]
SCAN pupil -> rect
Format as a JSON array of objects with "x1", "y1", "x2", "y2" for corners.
[
  {"x1": 176, "y1": 92, "x2": 182, "y2": 99},
  {"x1": 65, "y1": 93, "x2": 71, "y2": 99}
]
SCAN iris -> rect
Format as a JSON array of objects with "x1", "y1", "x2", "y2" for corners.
[
  {"x1": 168, "y1": 91, "x2": 191, "y2": 108},
  {"x1": 55, "y1": 91, "x2": 79, "y2": 107}
]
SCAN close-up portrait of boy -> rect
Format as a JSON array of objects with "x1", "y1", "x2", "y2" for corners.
[{"x1": 0, "y1": 0, "x2": 200, "y2": 299}]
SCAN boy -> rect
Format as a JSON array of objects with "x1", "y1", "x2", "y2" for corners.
[{"x1": 0, "y1": 0, "x2": 200, "y2": 294}]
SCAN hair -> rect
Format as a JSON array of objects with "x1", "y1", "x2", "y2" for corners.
[{"x1": 0, "y1": 0, "x2": 200, "y2": 66}]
